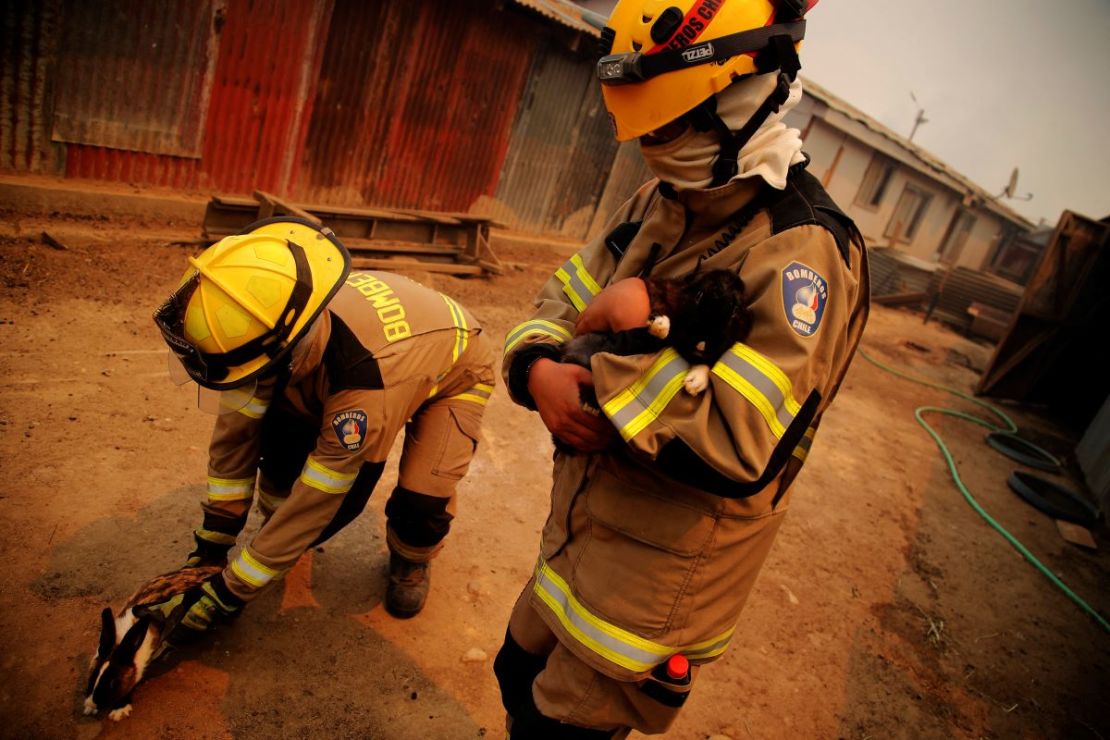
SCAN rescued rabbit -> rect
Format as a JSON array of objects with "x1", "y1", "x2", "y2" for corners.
[
  {"x1": 562, "y1": 268, "x2": 752, "y2": 408},
  {"x1": 84, "y1": 564, "x2": 223, "y2": 721}
]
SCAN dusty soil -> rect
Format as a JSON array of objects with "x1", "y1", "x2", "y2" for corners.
[{"x1": 0, "y1": 215, "x2": 1107, "y2": 739}]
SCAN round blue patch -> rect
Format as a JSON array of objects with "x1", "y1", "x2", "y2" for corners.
[
  {"x1": 331, "y1": 409, "x2": 368, "y2": 451},
  {"x1": 781, "y1": 261, "x2": 828, "y2": 338}
]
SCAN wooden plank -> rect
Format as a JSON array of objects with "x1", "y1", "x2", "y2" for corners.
[
  {"x1": 299, "y1": 203, "x2": 426, "y2": 223},
  {"x1": 351, "y1": 257, "x2": 484, "y2": 276},
  {"x1": 343, "y1": 239, "x2": 463, "y2": 257},
  {"x1": 254, "y1": 190, "x2": 322, "y2": 225},
  {"x1": 210, "y1": 194, "x2": 259, "y2": 207}
]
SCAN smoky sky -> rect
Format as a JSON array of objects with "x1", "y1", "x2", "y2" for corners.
[
  {"x1": 800, "y1": 0, "x2": 1110, "y2": 226},
  {"x1": 577, "y1": 0, "x2": 1110, "y2": 226}
]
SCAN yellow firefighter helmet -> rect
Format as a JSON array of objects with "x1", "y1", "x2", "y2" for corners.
[
  {"x1": 598, "y1": 0, "x2": 816, "y2": 142},
  {"x1": 155, "y1": 218, "x2": 350, "y2": 391}
]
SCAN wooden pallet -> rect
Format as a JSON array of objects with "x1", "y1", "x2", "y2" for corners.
[{"x1": 202, "y1": 190, "x2": 504, "y2": 276}]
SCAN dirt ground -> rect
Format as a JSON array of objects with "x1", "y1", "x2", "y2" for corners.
[{"x1": 0, "y1": 213, "x2": 1107, "y2": 740}]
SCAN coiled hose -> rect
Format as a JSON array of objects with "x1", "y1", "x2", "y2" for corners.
[{"x1": 858, "y1": 349, "x2": 1110, "y2": 633}]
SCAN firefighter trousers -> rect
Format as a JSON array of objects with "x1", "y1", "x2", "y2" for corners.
[{"x1": 494, "y1": 581, "x2": 698, "y2": 738}]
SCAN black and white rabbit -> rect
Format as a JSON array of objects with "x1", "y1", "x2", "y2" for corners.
[
  {"x1": 562, "y1": 268, "x2": 752, "y2": 411},
  {"x1": 84, "y1": 564, "x2": 223, "y2": 720}
]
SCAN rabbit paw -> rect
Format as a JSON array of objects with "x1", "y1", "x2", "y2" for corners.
[
  {"x1": 108, "y1": 704, "x2": 132, "y2": 722},
  {"x1": 684, "y1": 365, "x2": 710, "y2": 395},
  {"x1": 647, "y1": 315, "x2": 670, "y2": 339},
  {"x1": 83, "y1": 697, "x2": 97, "y2": 716}
]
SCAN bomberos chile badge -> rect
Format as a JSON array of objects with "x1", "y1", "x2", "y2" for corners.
[
  {"x1": 781, "y1": 261, "x2": 828, "y2": 338},
  {"x1": 331, "y1": 409, "x2": 368, "y2": 451}
]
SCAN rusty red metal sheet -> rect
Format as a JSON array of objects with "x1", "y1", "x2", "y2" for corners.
[
  {"x1": 297, "y1": 0, "x2": 539, "y2": 213},
  {"x1": 7, "y1": 0, "x2": 559, "y2": 220},
  {"x1": 62, "y1": 0, "x2": 331, "y2": 193}
]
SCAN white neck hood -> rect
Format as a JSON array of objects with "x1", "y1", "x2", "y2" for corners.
[{"x1": 639, "y1": 72, "x2": 806, "y2": 192}]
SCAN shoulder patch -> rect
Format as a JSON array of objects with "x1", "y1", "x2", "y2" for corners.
[
  {"x1": 782, "y1": 261, "x2": 828, "y2": 337},
  {"x1": 331, "y1": 409, "x2": 368, "y2": 451}
]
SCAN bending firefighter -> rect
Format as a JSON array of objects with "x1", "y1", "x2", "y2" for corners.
[
  {"x1": 146, "y1": 217, "x2": 494, "y2": 637},
  {"x1": 494, "y1": 0, "x2": 869, "y2": 737}
]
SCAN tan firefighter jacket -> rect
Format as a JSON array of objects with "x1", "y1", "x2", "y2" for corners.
[
  {"x1": 201, "y1": 271, "x2": 491, "y2": 600},
  {"x1": 503, "y1": 165, "x2": 870, "y2": 682}
]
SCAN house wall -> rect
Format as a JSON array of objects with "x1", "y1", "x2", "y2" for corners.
[{"x1": 956, "y1": 213, "x2": 1004, "y2": 270}]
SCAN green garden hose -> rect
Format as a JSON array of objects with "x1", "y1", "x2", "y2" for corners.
[{"x1": 858, "y1": 349, "x2": 1110, "y2": 633}]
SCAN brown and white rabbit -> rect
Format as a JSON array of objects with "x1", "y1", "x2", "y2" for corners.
[
  {"x1": 84, "y1": 564, "x2": 223, "y2": 721},
  {"x1": 561, "y1": 269, "x2": 753, "y2": 406}
]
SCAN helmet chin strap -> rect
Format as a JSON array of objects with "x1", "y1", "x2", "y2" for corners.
[{"x1": 685, "y1": 33, "x2": 801, "y2": 188}]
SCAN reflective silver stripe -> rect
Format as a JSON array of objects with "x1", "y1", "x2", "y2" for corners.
[
  {"x1": 237, "y1": 396, "x2": 269, "y2": 419},
  {"x1": 449, "y1": 382, "x2": 493, "y2": 406},
  {"x1": 712, "y1": 344, "x2": 800, "y2": 438},
  {"x1": 555, "y1": 254, "x2": 602, "y2": 312},
  {"x1": 230, "y1": 549, "x2": 279, "y2": 588},
  {"x1": 531, "y1": 558, "x2": 735, "y2": 673},
  {"x1": 217, "y1": 387, "x2": 268, "y2": 419},
  {"x1": 299, "y1": 458, "x2": 357, "y2": 495},
  {"x1": 792, "y1": 426, "x2": 816, "y2": 461},
  {"x1": 256, "y1": 489, "x2": 286, "y2": 513},
  {"x1": 601, "y1": 349, "x2": 689, "y2": 441},
  {"x1": 206, "y1": 476, "x2": 254, "y2": 501},
  {"x1": 682, "y1": 631, "x2": 734, "y2": 661},
  {"x1": 503, "y1": 319, "x2": 571, "y2": 355},
  {"x1": 533, "y1": 561, "x2": 669, "y2": 672}
]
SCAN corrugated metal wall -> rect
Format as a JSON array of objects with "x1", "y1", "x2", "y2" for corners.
[
  {"x1": 52, "y1": 0, "x2": 220, "y2": 158},
  {"x1": 2, "y1": 0, "x2": 634, "y2": 235},
  {"x1": 1, "y1": 0, "x2": 61, "y2": 174},
  {"x1": 63, "y1": 0, "x2": 330, "y2": 192},
  {"x1": 495, "y1": 38, "x2": 618, "y2": 237},
  {"x1": 586, "y1": 140, "x2": 653, "y2": 240},
  {"x1": 298, "y1": 0, "x2": 537, "y2": 212}
]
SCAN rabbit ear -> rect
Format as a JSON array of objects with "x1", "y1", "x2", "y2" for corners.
[
  {"x1": 111, "y1": 617, "x2": 150, "y2": 665},
  {"x1": 98, "y1": 608, "x2": 116, "y2": 659}
]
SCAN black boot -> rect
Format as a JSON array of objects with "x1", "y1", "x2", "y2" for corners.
[{"x1": 385, "y1": 552, "x2": 430, "y2": 618}]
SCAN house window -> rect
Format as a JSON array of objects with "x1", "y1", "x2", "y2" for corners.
[
  {"x1": 855, "y1": 155, "x2": 895, "y2": 209},
  {"x1": 884, "y1": 184, "x2": 933, "y2": 243}
]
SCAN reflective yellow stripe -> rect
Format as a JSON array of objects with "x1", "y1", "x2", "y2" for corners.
[
  {"x1": 449, "y1": 382, "x2": 493, "y2": 406},
  {"x1": 555, "y1": 254, "x2": 603, "y2": 312},
  {"x1": 711, "y1": 343, "x2": 801, "y2": 439},
  {"x1": 532, "y1": 558, "x2": 733, "y2": 673},
  {"x1": 792, "y1": 425, "x2": 817, "y2": 462},
  {"x1": 230, "y1": 549, "x2": 279, "y2": 588},
  {"x1": 217, "y1": 387, "x2": 269, "y2": 419},
  {"x1": 601, "y1": 349, "x2": 689, "y2": 441},
  {"x1": 298, "y1": 458, "x2": 358, "y2": 495},
  {"x1": 256, "y1": 489, "x2": 286, "y2": 513},
  {"x1": 194, "y1": 527, "x2": 236, "y2": 546},
  {"x1": 440, "y1": 294, "x2": 470, "y2": 363},
  {"x1": 503, "y1": 319, "x2": 572, "y2": 355},
  {"x1": 206, "y1": 476, "x2": 254, "y2": 501},
  {"x1": 237, "y1": 396, "x2": 269, "y2": 419}
]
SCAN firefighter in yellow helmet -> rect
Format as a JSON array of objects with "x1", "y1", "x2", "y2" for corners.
[
  {"x1": 494, "y1": 0, "x2": 868, "y2": 736},
  {"x1": 144, "y1": 217, "x2": 495, "y2": 638}
]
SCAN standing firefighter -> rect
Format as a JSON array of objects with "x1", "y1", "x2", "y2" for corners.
[
  {"x1": 494, "y1": 0, "x2": 869, "y2": 737},
  {"x1": 148, "y1": 217, "x2": 494, "y2": 635}
]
